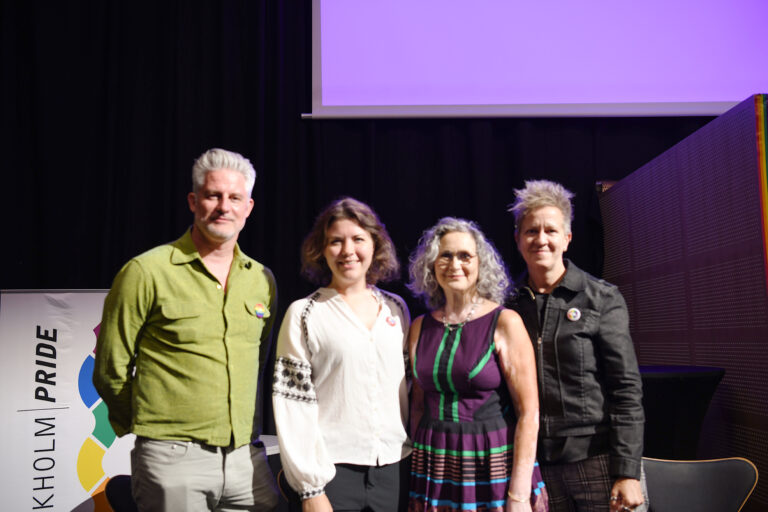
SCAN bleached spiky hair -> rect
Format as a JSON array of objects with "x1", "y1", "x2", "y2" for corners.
[{"x1": 508, "y1": 179, "x2": 574, "y2": 234}]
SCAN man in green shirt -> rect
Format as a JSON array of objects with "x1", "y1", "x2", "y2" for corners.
[{"x1": 94, "y1": 148, "x2": 278, "y2": 511}]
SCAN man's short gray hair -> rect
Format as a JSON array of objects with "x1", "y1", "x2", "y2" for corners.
[{"x1": 192, "y1": 148, "x2": 256, "y2": 194}]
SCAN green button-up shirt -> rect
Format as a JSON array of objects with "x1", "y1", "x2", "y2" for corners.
[{"x1": 93, "y1": 229, "x2": 277, "y2": 448}]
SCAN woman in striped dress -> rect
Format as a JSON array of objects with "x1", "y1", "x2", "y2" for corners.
[{"x1": 407, "y1": 217, "x2": 548, "y2": 512}]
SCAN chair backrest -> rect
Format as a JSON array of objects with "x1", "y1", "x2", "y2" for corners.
[
  {"x1": 277, "y1": 469, "x2": 301, "y2": 512},
  {"x1": 643, "y1": 457, "x2": 758, "y2": 512},
  {"x1": 104, "y1": 474, "x2": 138, "y2": 512}
]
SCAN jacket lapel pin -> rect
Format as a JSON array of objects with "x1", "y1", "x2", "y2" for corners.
[{"x1": 566, "y1": 308, "x2": 581, "y2": 321}]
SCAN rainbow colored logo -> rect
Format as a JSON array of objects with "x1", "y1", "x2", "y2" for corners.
[
  {"x1": 75, "y1": 323, "x2": 118, "y2": 510},
  {"x1": 756, "y1": 94, "x2": 768, "y2": 293}
]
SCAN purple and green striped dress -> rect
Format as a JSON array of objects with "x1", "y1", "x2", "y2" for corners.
[{"x1": 409, "y1": 307, "x2": 548, "y2": 512}]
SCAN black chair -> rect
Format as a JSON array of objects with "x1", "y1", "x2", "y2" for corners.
[
  {"x1": 105, "y1": 474, "x2": 138, "y2": 512},
  {"x1": 277, "y1": 469, "x2": 301, "y2": 512},
  {"x1": 643, "y1": 457, "x2": 758, "y2": 512}
]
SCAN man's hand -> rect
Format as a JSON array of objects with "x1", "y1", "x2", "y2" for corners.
[{"x1": 609, "y1": 478, "x2": 644, "y2": 512}]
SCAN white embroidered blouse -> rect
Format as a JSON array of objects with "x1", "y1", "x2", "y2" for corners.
[{"x1": 272, "y1": 287, "x2": 412, "y2": 500}]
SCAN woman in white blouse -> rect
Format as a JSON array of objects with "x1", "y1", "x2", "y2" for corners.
[{"x1": 273, "y1": 197, "x2": 411, "y2": 512}]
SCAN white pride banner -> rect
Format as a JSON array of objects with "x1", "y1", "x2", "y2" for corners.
[{"x1": 0, "y1": 290, "x2": 134, "y2": 511}]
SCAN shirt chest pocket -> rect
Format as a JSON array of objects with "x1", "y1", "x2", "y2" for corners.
[
  {"x1": 553, "y1": 306, "x2": 600, "y2": 369},
  {"x1": 158, "y1": 302, "x2": 204, "y2": 343}
]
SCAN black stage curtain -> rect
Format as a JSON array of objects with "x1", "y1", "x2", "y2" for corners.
[
  {"x1": 2, "y1": 1, "x2": 712, "y2": 306},
  {"x1": 2, "y1": 2, "x2": 713, "y2": 429}
]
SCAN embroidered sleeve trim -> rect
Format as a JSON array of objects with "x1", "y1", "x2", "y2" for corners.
[
  {"x1": 299, "y1": 291, "x2": 322, "y2": 359},
  {"x1": 273, "y1": 356, "x2": 317, "y2": 403},
  {"x1": 299, "y1": 488, "x2": 325, "y2": 500},
  {"x1": 379, "y1": 288, "x2": 407, "y2": 318}
]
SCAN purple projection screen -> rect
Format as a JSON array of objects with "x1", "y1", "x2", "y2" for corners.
[{"x1": 310, "y1": 0, "x2": 768, "y2": 118}]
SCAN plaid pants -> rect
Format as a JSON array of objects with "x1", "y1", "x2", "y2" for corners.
[{"x1": 540, "y1": 453, "x2": 648, "y2": 512}]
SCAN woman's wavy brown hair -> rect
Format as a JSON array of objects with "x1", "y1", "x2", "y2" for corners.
[{"x1": 301, "y1": 197, "x2": 400, "y2": 286}]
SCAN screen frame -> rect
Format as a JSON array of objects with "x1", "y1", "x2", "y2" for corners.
[{"x1": 308, "y1": 0, "x2": 760, "y2": 119}]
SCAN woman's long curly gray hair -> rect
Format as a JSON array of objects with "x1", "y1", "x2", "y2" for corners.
[{"x1": 407, "y1": 217, "x2": 511, "y2": 309}]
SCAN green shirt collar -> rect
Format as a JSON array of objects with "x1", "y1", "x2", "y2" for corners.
[{"x1": 170, "y1": 227, "x2": 254, "y2": 269}]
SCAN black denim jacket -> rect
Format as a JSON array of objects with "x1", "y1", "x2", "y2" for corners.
[{"x1": 510, "y1": 260, "x2": 644, "y2": 479}]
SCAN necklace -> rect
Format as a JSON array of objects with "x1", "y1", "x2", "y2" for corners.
[{"x1": 442, "y1": 299, "x2": 480, "y2": 330}]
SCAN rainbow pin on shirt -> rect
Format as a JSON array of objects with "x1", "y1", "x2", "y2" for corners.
[{"x1": 254, "y1": 303, "x2": 268, "y2": 319}]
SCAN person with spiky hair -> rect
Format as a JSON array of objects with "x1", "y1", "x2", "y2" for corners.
[{"x1": 508, "y1": 180, "x2": 646, "y2": 512}]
